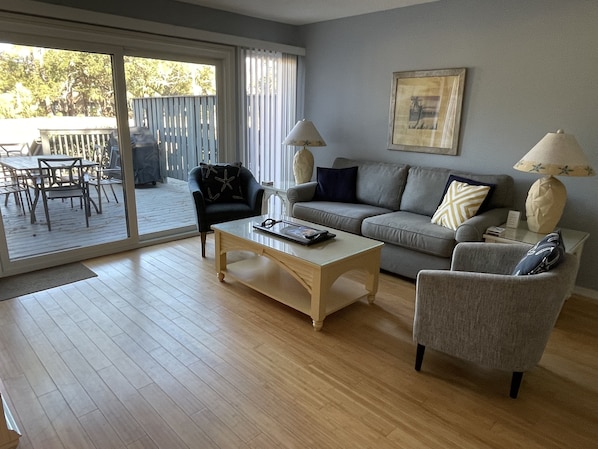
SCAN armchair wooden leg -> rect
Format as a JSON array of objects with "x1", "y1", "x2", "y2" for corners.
[
  {"x1": 415, "y1": 343, "x2": 425, "y2": 371},
  {"x1": 200, "y1": 232, "x2": 207, "y2": 258},
  {"x1": 510, "y1": 371, "x2": 523, "y2": 399}
]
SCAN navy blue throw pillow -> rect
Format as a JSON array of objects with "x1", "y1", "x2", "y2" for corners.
[
  {"x1": 512, "y1": 230, "x2": 565, "y2": 275},
  {"x1": 313, "y1": 166, "x2": 358, "y2": 203},
  {"x1": 439, "y1": 175, "x2": 496, "y2": 213}
]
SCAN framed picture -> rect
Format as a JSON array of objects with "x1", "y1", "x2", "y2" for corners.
[{"x1": 388, "y1": 68, "x2": 466, "y2": 155}]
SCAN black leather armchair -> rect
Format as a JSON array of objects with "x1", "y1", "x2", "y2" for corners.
[{"x1": 188, "y1": 164, "x2": 264, "y2": 257}]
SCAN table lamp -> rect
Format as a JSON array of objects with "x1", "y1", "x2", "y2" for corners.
[
  {"x1": 282, "y1": 119, "x2": 326, "y2": 184},
  {"x1": 514, "y1": 129, "x2": 595, "y2": 233}
]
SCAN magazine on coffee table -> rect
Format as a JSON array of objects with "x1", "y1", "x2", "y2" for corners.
[{"x1": 253, "y1": 220, "x2": 336, "y2": 246}]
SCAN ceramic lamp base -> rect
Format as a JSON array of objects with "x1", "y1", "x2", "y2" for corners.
[
  {"x1": 293, "y1": 147, "x2": 314, "y2": 184},
  {"x1": 525, "y1": 175, "x2": 567, "y2": 233}
]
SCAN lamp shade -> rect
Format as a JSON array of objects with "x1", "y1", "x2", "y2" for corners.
[
  {"x1": 282, "y1": 119, "x2": 326, "y2": 147},
  {"x1": 283, "y1": 119, "x2": 326, "y2": 184},
  {"x1": 513, "y1": 129, "x2": 595, "y2": 177},
  {"x1": 514, "y1": 129, "x2": 595, "y2": 233}
]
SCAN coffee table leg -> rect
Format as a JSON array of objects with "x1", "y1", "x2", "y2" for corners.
[
  {"x1": 364, "y1": 252, "x2": 380, "y2": 304},
  {"x1": 365, "y1": 269, "x2": 379, "y2": 304},
  {"x1": 214, "y1": 230, "x2": 226, "y2": 281},
  {"x1": 310, "y1": 271, "x2": 327, "y2": 331},
  {"x1": 312, "y1": 319, "x2": 323, "y2": 331}
]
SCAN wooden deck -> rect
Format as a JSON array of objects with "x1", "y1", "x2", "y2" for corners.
[{"x1": 1, "y1": 178, "x2": 197, "y2": 260}]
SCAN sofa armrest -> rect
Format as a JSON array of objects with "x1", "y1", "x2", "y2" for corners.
[
  {"x1": 286, "y1": 182, "x2": 318, "y2": 216},
  {"x1": 455, "y1": 207, "x2": 510, "y2": 242}
]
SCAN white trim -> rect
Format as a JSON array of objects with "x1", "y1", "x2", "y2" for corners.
[
  {"x1": 0, "y1": 11, "x2": 231, "y2": 60},
  {"x1": 573, "y1": 286, "x2": 598, "y2": 301},
  {"x1": 0, "y1": 0, "x2": 306, "y2": 56}
]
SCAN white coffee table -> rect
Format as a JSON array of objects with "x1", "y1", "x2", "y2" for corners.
[{"x1": 212, "y1": 216, "x2": 383, "y2": 331}]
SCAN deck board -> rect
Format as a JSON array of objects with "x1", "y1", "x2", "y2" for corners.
[{"x1": 1, "y1": 178, "x2": 196, "y2": 260}]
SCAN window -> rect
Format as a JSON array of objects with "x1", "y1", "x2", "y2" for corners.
[{"x1": 241, "y1": 48, "x2": 303, "y2": 184}]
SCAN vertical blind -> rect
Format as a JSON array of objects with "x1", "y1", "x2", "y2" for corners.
[{"x1": 240, "y1": 48, "x2": 302, "y2": 184}]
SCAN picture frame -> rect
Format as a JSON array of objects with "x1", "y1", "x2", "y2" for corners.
[{"x1": 388, "y1": 68, "x2": 466, "y2": 155}]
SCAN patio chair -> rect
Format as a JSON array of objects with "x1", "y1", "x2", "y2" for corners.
[
  {"x1": 89, "y1": 144, "x2": 122, "y2": 213},
  {"x1": 413, "y1": 241, "x2": 579, "y2": 398},
  {"x1": 37, "y1": 157, "x2": 92, "y2": 231},
  {"x1": 1, "y1": 165, "x2": 31, "y2": 216},
  {"x1": 189, "y1": 163, "x2": 264, "y2": 257}
]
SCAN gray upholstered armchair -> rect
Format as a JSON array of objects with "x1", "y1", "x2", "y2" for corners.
[
  {"x1": 189, "y1": 164, "x2": 264, "y2": 257},
  {"x1": 413, "y1": 242, "x2": 579, "y2": 398}
]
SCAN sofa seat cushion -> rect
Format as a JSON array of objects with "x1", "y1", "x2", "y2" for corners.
[
  {"x1": 293, "y1": 201, "x2": 391, "y2": 235},
  {"x1": 362, "y1": 211, "x2": 457, "y2": 258},
  {"x1": 204, "y1": 202, "x2": 259, "y2": 224}
]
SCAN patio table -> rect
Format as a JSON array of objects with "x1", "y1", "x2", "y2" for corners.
[{"x1": 0, "y1": 155, "x2": 98, "y2": 224}]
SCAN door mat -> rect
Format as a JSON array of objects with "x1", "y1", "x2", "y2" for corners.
[{"x1": 0, "y1": 263, "x2": 97, "y2": 301}]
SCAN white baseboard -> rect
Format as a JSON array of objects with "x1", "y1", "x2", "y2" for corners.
[{"x1": 573, "y1": 285, "x2": 598, "y2": 301}]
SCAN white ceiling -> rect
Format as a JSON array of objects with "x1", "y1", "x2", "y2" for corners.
[{"x1": 175, "y1": 0, "x2": 438, "y2": 25}]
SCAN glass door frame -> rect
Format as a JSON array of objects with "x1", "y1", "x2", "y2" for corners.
[{"x1": 0, "y1": 11, "x2": 236, "y2": 277}]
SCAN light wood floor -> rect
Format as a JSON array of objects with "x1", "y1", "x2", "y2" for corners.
[{"x1": 1, "y1": 235, "x2": 597, "y2": 449}]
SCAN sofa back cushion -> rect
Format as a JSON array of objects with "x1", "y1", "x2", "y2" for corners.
[
  {"x1": 401, "y1": 166, "x2": 515, "y2": 217},
  {"x1": 333, "y1": 157, "x2": 408, "y2": 210},
  {"x1": 401, "y1": 167, "x2": 452, "y2": 216},
  {"x1": 450, "y1": 171, "x2": 514, "y2": 210}
]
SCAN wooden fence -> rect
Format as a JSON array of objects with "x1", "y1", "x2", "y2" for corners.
[
  {"x1": 132, "y1": 95, "x2": 218, "y2": 181},
  {"x1": 37, "y1": 95, "x2": 218, "y2": 182}
]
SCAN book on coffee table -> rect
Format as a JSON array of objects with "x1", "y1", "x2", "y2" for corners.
[{"x1": 253, "y1": 220, "x2": 335, "y2": 245}]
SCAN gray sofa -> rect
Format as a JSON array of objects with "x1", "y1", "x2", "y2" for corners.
[{"x1": 286, "y1": 157, "x2": 514, "y2": 279}]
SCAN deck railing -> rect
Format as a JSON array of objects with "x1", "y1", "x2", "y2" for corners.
[
  {"x1": 39, "y1": 128, "x2": 113, "y2": 161},
  {"x1": 37, "y1": 96, "x2": 219, "y2": 182}
]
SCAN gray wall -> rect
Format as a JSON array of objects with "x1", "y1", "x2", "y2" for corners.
[{"x1": 302, "y1": 0, "x2": 598, "y2": 292}]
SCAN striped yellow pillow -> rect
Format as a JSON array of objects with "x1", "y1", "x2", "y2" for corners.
[{"x1": 431, "y1": 181, "x2": 491, "y2": 230}]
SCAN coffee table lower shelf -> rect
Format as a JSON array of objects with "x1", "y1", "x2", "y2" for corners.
[{"x1": 223, "y1": 256, "x2": 371, "y2": 330}]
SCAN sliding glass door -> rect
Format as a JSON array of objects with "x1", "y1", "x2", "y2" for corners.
[
  {"x1": 0, "y1": 43, "x2": 222, "y2": 261},
  {"x1": 122, "y1": 55, "x2": 217, "y2": 238},
  {"x1": 0, "y1": 44, "x2": 128, "y2": 260},
  {"x1": 0, "y1": 13, "x2": 236, "y2": 276}
]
